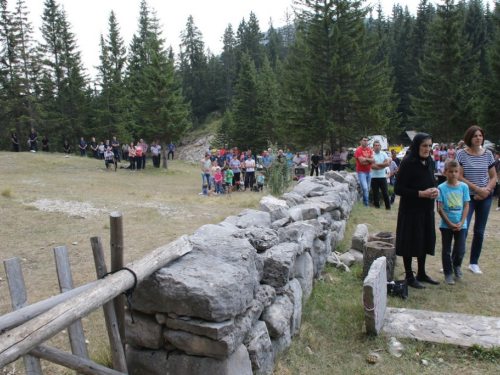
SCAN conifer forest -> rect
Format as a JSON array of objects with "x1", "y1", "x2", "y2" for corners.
[{"x1": 1, "y1": 0, "x2": 500, "y2": 152}]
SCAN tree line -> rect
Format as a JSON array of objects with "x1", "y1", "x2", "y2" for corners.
[{"x1": 1, "y1": 0, "x2": 500, "y2": 154}]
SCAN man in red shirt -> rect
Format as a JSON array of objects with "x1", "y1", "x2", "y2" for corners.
[{"x1": 355, "y1": 136, "x2": 375, "y2": 207}]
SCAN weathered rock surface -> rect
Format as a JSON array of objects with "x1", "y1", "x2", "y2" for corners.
[
  {"x1": 166, "y1": 345, "x2": 252, "y2": 375},
  {"x1": 125, "y1": 311, "x2": 164, "y2": 350},
  {"x1": 259, "y1": 195, "x2": 289, "y2": 222},
  {"x1": 192, "y1": 224, "x2": 236, "y2": 239},
  {"x1": 271, "y1": 329, "x2": 292, "y2": 355},
  {"x1": 325, "y1": 171, "x2": 346, "y2": 183},
  {"x1": 293, "y1": 178, "x2": 326, "y2": 197},
  {"x1": 308, "y1": 193, "x2": 342, "y2": 212},
  {"x1": 261, "y1": 295, "x2": 294, "y2": 338},
  {"x1": 133, "y1": 236, "x2": 259, "y2": 322},
  {"x1": 363, "y1": 256, "x2": 387, "y2": 335},
  {"x1": 244, "y1": 228, "x2": 279, "y2": 252},
  {"x1": 270, "y1": 217, "x2": 290, "y2": 230},
  {"x1": 278, "y1": 222, "x2": 315, "y2": 255},
  {"x1": 293, "y1": 203, "x2": 321, "y2": 220},
  {"x1": 339, "y1": 251, "x2": 356, "y2": 267},
  {"x1": 288, "y1": 206, "x2": 304, "y2": 222},
  {"x1": 281, "y1": 192, "x2": 305, "y2": 207},
  {"x1": 236, "y1": 210, "x2": 271, "y2": 229},
  {"x1": 289, "y1": 279, "x2": 303, "y2": 336},
  {"x1": 166, "y1": 316, "x2": 235, "y2": 341},
  {"x1": 348, "y1": 249, "x2": 363, "y2": 266},
  {"x1": 260, "y1": 243, "x2": 300, "y2": 288},
  {"x1": 244, "y1": 321, "x2": 274, "y2": 374},
  {"x1": 293, "y1": 252, "x2": 314, "y2": 300},
  {"x1": 126, "y1": 345, "x2": 169, "y2": 375},
  {"x1": 310, "y1": 237, "x2": 331, "y2": 278},
  {"x1": 351, "y1": 224, "x2": 369, "y2": 251}
]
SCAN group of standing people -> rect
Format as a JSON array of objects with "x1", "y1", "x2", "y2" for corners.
[
  {"x1": 395, "y1": 126, "x2": 498, "y2": 289},
  {"x1": 308, "y1": 148, "x2": 349, "y2": 176}
]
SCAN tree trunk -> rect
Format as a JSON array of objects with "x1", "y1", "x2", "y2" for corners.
[
  {"x1": 362, "y1": 241, "x2": 396, "y2": 281},
  {"x1": 162, "y1": 141, "x2": 168, "y2": 169},
  {"x1": 368, "y1": 232, "x2": 396, "y2": 246}
]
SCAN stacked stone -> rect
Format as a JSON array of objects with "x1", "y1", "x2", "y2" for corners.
[{"x1": 125, "y1": 172, "x2": 360, "y2": 375}]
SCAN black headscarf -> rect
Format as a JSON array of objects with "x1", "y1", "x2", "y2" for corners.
[{"x1": 404, "y1": 132, "x2": 433, "y2": 163}]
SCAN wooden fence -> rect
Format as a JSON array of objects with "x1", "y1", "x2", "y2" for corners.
[{"x1": 0, "y1": 212, "x2": 192, "y2": 374}]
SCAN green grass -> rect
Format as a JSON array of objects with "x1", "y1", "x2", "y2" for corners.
[
  {"x1": 1, "y1": 188, "x2": 11, "y2": 198},
  {"x1": 274, "y1": 202, "x2": 500, "y2": 374}
]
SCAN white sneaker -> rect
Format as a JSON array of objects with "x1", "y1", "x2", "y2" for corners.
[
  {"x1": 496, "y1": 207, "x2": 500, "y2": 211},
  {"x1": 469, "y1": 264, "x2": 483, "y2": 275}
]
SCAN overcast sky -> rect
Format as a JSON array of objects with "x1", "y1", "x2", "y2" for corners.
[{"x1": 20, "y1": 0, "x2": 427, "y2": 79}]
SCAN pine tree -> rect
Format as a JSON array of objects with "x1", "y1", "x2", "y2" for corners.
[
  {"x1": 463, "y1": 0, "x2": 489, "y2": 77},
  {"x1": 220, "y1": 24, "x2": 236, "y2": 110},
  {"x1": 282, "y1": 0, "x2": 396, "y2": 150},
  {"x1": 179, "y1": 15, "x2": 208, "y2": 126},
  {"x1": 265, "y1": 19, "x2": 284, "y2": 68},
  {"x1": 412, "y1": 0, "x2": 478, "y2": 142},
  {"x1": 257, "y1": 56, "x2": 280, "y2": 144}
]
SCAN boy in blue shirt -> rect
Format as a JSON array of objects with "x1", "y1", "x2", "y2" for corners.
[{"x1": 436, "y1": 159, "x2": 470, "y2": 284}]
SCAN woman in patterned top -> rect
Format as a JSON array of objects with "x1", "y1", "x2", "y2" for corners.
[{"x1": 456, "y1": 126, "x2": 497, "y2": 275}]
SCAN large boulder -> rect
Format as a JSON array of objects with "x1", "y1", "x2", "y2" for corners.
[
  {"x1": 133, "y1": 236, "x2": 259, "y2": 322},
  {"x1": 278, "y1": 222, "x2": 316, "y2": 255},
  {"x1": 166, "y1": 345, "x2": 252, "y2": 375},
  {"x1": 235, "y1": 210, "x2": 272, "y2": 229},
  {"x1": 293, "y1": 252, "x2": 314, "y2": 300},
  {"x1": 244, "y1": 321, "x2": 274, "y2": 374},
  {"x1": 259, "y1": 195, "x2": 290, "y2": 222},
  {"x1": 260, "y1": 243, "x2": 300, "y2": 288},
  {"x1": 261, "y1": 294, "x2": 294, "y2": 338}
]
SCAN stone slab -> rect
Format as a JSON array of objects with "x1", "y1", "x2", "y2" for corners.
[
  {"x1": 363, "y1": 256, "x2": 387, "y2": 335},
  {"x1": 166, "y1": 316, "x2": 235, "y2": 340},
  {"x1": 383, "y1": 308, "x2": 500, "y2": 348}
]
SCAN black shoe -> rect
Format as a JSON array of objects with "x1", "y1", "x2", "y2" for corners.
[
  {"x1": 406, "y1": 278, "x2": 426, "y2": 289},
  {"x1": 416, "y1": 275, "x2": 440, "y2": 285}
]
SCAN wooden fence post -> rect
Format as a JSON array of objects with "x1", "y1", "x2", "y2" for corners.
[
  {"x1": 54, "y1": 246, "x2": 90, "y2": 374},
  {"x1": 90, "y1": 236, "x2": 128, "y2": 373},
  {"x1": 3, "y1": 258, "x2": 43, "y2": 375},
  {"x1": 109, "y1": 212, "x2": 125, "y2": 352}
]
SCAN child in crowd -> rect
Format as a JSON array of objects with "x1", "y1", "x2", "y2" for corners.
[
  {"x1": 257, "y1": 172, "x2": 265, "y2": 192},
  {"x1": 98, "y1": 142, "x2": 105, "y2": 160},
  {"x1": 224, "y1": 167, "x2": 234, "y2": 196},
  {"x1": 202, "y1": 184, "x2": 217, "y2": 196},
  {"x1": 104, "y1": 147, "x2": 117, "y2": 171},
  {"x1": 436, "y1": 159, "x2": 470, "y2": 285},
  {"x1": 214, "y1": 167, "x2": 224, "y2": 195}
]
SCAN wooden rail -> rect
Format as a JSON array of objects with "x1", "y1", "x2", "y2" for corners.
[{"x1": 0, "y1": 234, "x2": 192, "y2": 369}]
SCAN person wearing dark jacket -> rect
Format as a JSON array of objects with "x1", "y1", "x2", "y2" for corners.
[{"x1": 394, "y1": 133, "x2": 440, "y2": 289}]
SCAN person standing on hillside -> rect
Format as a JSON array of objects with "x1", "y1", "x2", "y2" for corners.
[
  {"x1": 370, "y1": 141, "x2": 391, "y2": 210},
  {"x1": 63, "y1": 140, "x2": 71, "y2": 154},
  {"x1": 140, "y1": 139, "x2": 148, "y2": 169},
  {"x1": 90, "y1": 137, "x2": 98, "y2": 159},
  {"x1": 79, "y1": 137, "x2": 87, "y2": 156},
  {"x1": 111, "y1": 136, "x2": 120, "y2": 163},
  {"x1": 310, "y1": 151, "x2": 320, "y2": 176},
  {"x1": 41, "y1": 135, "x2": 49, "y2": 152},
  {"x1": 28, "y1": 128, "x2": 38, "y2": 151},
  {"x1": 355, "y1": 136, "x2": 375, "y2": 207},
  {"x1": 168, "y1": 141, "x2": 175, "y2": 160},
  {"x1": 11, "y1": 132, "x2": 19, "y2": 152}
]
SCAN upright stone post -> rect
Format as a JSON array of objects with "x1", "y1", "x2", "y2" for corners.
[
  {"x1": 362, "y1": 241, "x2": 396, "y2": 281},
  {"x1": 363, "y1": 256, "x2": 387, "y2": 335}
]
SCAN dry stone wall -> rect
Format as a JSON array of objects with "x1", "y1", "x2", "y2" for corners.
[{"x1": 126, "y1": 171, "x2": 361, "y2": 375}]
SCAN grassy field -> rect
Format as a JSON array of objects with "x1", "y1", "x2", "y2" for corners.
[{"x1": 1, "y1": 150, "x2": 499, "y2": 374}]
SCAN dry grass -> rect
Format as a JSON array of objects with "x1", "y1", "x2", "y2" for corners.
[
  {"x1": 0, "y1": 151, "x2": 260, "y2": 374},
  {"x1": 1, "y1": 151, "x2": 499, "y2": 374}
]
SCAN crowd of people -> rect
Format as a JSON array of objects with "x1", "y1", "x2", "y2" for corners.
[{"x1": 10, "y1": 129, "x2": 177, "y2": 172}]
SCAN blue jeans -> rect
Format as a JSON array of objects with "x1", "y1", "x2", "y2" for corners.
[
  {"x1": 201, "y1": 172, "x2": 211, "y2": 190},
  {"x1": 357, "y1": 172, "x2": 372, "y2": 206},
  {"x1": 465, "y1": 193, "x2": 493, "y2": 265},
  {"x1": 215, "y1": 183, "x2": 223, "y2": 194},
  {"x1": 441, "y1": 228, "x2": 466, "y2": 275}
]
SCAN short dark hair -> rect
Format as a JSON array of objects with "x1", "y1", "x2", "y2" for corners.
[
  {"x1": 373, "y1": 141, "x2": 380, "y2": 146},
  {"x1": 360, "y1": 136, "x2": 367, "y2": 141},
  {"x1": 463, "y1": 125, "x2": 484, "y2": 147},
  {"x1": 444, "y1": 159, "x2": 459, "y2": 171}
]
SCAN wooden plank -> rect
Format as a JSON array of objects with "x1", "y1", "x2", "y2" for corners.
[
  {"x1": 54, "y1": 246, "x2": 90, "y2": 374},
  {"x1": 0, "y1": 282, "x2": 98, "y2": 333},
  {"x1": 3, "y1": 258, "x2": 43, "y2": 375},
  {"x1": 0, "y1": 235, "x2": 192, "y2": 368},
  {"x1": 30, "y1": 344, "x2": 125, "y2": 375},
  {"x1": 90, "y1": 236, "x2": 128, "y2": 373},
  {"x1": 109, "y1": 212, "x2": 125, "y2": 352}
]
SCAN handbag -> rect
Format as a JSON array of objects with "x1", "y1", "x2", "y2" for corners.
[{"x1": 387, "y1": 280, "x2": 408, "y2": 299}]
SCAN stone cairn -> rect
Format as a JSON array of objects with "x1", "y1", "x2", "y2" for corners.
[{"x1": 125, "y1": 171, "x2": 360, "y2": 375}]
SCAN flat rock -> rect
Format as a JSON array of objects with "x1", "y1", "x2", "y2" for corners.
[
  {"x1": 166, "y1": 317, "x2": 235, "y2": 341},
  {"x1": 166, "y1": 345, "x2": 252, "y2": 375},
  {"x1": 270, "y1": 217, "x2": 290, "y2": 230},
  {"x1": 293, "y1": 252, "x2": 314, "y2": 300},
  {"x1": 133, "y1": 236, "x2": 259, "y2": 322},
  {"x1": 293, "y1": 178, "x2": 326, "y2": 197},
  {"x1": 348, "y1": 249, "x2": 363, "y2": 266},
  {"x1": 261, "y1": 295, "x2": 294, "y2": 338},
  {"x1": 281, "y1": 192, "x2": 305, "y2": 207},
  {"x1": 293, "y1": 203, "x2": 321, "y2": 220},
  {"x1": 339, "y1": 251, "x2": 356, "y2": 267},
  {"x1": 236, "y1": 210, "x2": 271, "y2": 229},
  {"x1": 261, "y1": 243, "x2": 300, "y2": 288},
  {"x1": 308, "y1": 193, "x2": 342, "y2": 212},
  {"x1": 125, "y1": 311, "x2": 164, "y2": 350},
  {"x1": 193, "y1": 224, "x2": 236, "y2": 239},
  {"x1": 324, "y1": 171, "x2": 346, "y2": 183},
  {"x1": 288, "y1": 206, "x2": 304, "y2": 222},
  {"x1": 363, "y1": 256, "x2": 387, "y2": 335}
]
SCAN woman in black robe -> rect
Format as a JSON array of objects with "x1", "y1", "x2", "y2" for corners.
[{"x1": 395, "y1": 133, "x2": 440, "y2": 289}]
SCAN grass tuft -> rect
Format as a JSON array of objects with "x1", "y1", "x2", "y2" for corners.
[{"x1": 1, "y1": 188, "x2": 12, "y2": 198}]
